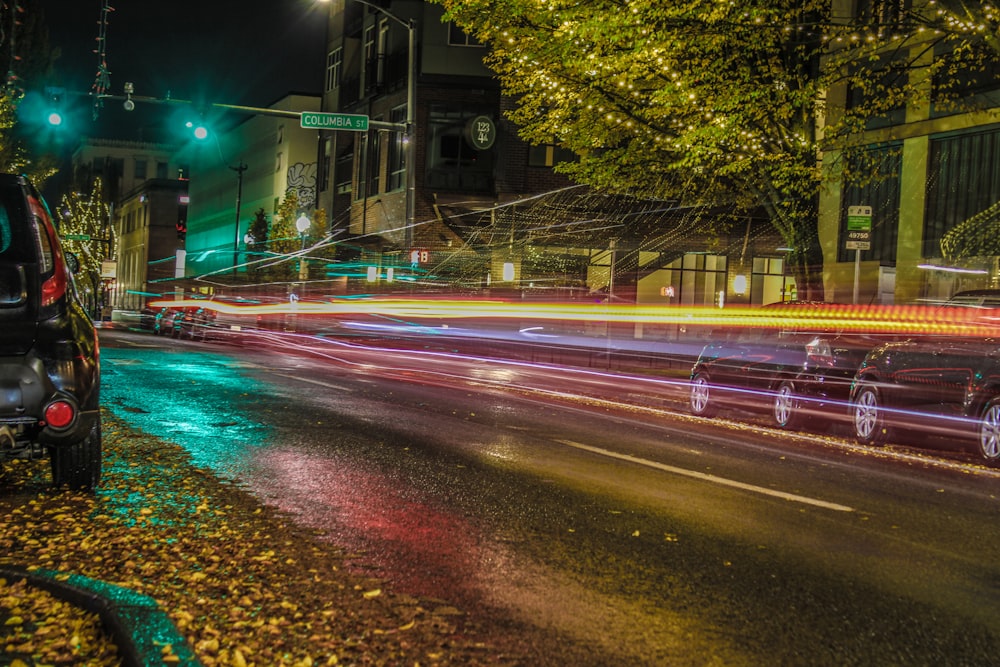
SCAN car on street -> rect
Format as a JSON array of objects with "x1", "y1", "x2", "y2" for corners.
[
  {"x1": 941, "y1": 289, "x2": 1000, "y2": 309},
  {"x1": 149, "y1": 306, "x2": 183, "y2": 336},
  {"x1": 850, "y1": 335, "x2": 1000, "y2": 463},
  {"x1": 689, "y1": 305, "x2": 884, "y2": 431},
  {"x1": 175, "y1": 305, "x2": 214, "y2": 340},
  {"x1": 0, "y1": 173, "x2": 101, "y2": 488}
]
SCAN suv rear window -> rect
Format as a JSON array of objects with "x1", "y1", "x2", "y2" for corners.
[{"x1": 0, "y1": 186, "x2": 33, "y2": 262}]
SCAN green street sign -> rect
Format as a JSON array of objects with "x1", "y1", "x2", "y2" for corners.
[
  {"x1": 62, "y1": 234, "x2": 91, "y2": 240},
  {"x1": 300, "y1": 112, "x2": 369, "y2": 131},
  {"x1": 846, "y1": 205, "x2": 872, "y2": 231}
]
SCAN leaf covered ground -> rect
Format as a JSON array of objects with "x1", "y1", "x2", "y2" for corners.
[{"x1": 0, "y1": 412, "x2": 520, "y2": 666}]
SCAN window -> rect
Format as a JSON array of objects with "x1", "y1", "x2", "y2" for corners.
[
  {"x1": 335, "y1": 148, "x2": 353, "y2": 196},
  {"x1": 377, "y1": 19, "x2": 389, "y2": 87},
  {"x1": 528, "y1": 143, "x2": 576, "y2": 167},
  {"x1": 751, "y1": 257, "x2": 796, "y2": 305},
  {"x1": 838, "y1": 143, "x2": 902, "y2": 263},
  {"x1": 661, "y1": 253, "x2": 728, "y2": 306},
  {"x1": 846, "y1": 55, "x2": 908, "y2": 130},
  {"x1": 321, "y1": 136, "x2": 332, "y2": 192},
  {"x1": 425, "y1": 105, "x2": 494, "y2": 193},
  {"x1": 276, "y1": 152, "x2": 283, "y2": 173},
  {"x1": 355, "y1": 130, "x2": 382, "y2": 200},
  {"x1": 369, "y1": 122, "x2": 382, "y2": 195},
  {"x1": 363, "y1": 25, "x2": 377, "y2": 93},
  {"x1": 932, "y1": 40, "x2": 1000, "y2": 116},
  {"x1": 855, "y1": 0, "x2": 910, "y2": 25},
  {"x1": 448, "y1": 22, "x2": 483, "y2": 47},
  {"x1": 156, "y1": 162, "x2": 168, "y2": 179},
  {"x1": 387, "y1": 105, "x2": 406, "y2": 191},
  {"x1": 134, "y1": 159, "x2": 147, "y2": 180},
  {"x1": 925, "y1": 127, "x2": 1000, "y2": 257},
  {"x1": 326, "y1": 48, "x2": 342, "y2": 91}
]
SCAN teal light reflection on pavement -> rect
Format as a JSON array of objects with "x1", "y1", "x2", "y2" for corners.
[{"x1": 100, "y1": 347, "x2": 271, "y2": 479}]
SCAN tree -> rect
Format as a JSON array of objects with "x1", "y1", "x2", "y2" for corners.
[
  {"x1": 434, "y1": 0, "x2": 1000, "y2": 299},
  {"x1": 0, "y1": 0, "x2": 59, "y2": 184},
  {"x1": 57, "y1": 178, "x2": 112, "y2": 313},
  {"x1": 57, "y1": 178, "x2": 112, "y2": 276},
  {"x1": 263, "y1": 192, "x2": 331, "y2": 281}
]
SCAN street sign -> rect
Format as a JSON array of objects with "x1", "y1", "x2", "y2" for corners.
[
  {"x1": 62, "y1": 234, "x2": 91, "y2": 240},
  {"x1": 300, "y1": 112, "x2": 369, "y2": 131},
  {"x1": 846, "y1": 205, "x2": 873, "y2": 231}
]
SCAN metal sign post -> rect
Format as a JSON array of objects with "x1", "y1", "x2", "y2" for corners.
[{"x1": 846, "y1": 205, "x2": 873, "y2": 305}]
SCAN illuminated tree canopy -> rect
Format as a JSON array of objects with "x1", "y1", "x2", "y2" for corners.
[{"x1": 435, "y1": 0, "x2": 1000, "y2": 298}]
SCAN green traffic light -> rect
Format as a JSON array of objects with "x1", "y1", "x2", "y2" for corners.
[
  {"x1": 46, "y1": 111, "x2": 63, "y2": 126},
  {"x1": 185, "y1": 120, "x2": 209, "y2": 140}
]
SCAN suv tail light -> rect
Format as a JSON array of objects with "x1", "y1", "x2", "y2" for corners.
[
  {"x1": 41, "y1": 262, "x2": 68, "y2": 306},
  {"x1": 806, "y1": 337, "x2": 834, "y2": 366},
  {"x1": 44, "y1": 400, "x2": 77, "y2": 429},
  {"x1": 28, "y1": 194, "x2": 69, "y2": 306}
]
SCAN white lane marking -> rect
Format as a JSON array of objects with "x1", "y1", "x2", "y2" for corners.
[
  {"x1": 556, "y1": 439, "x2": 855, "y2": 513},
  {"x1": 272, "y1": 372, "x2": 356, "y2": 393}
]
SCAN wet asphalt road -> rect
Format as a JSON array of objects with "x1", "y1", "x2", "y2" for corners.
[{"x1": 99, "y1": 328, "x2": 1000, "y2": 665}]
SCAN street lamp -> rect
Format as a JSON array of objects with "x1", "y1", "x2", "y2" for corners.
[{"x1": 296, "y1": 213, "x2": 311, "y2": 281}]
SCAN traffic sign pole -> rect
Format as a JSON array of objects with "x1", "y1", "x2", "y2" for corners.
[{"x1": 846, "y1": 205, "x2": 873, "y2": 305}]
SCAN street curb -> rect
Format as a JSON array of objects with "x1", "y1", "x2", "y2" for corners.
[{"x1": 0, "y1": 565, "x2": 201, "y2": 666}]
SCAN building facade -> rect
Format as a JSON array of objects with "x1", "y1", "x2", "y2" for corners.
[
  {"x1": 63, "y1": 138, "x2": 190, "y2": 311},
  {"x1": 113, "y1": 178, "x2": 189, "y2": 311},
  {"x1": 819, "y1": 1, "x2": 1000, "y2": 305},
  {"x1": 316, "y1": 0, "x2": 585, "y2": 280},
  {"x1": 70, "y1": 137, "x2": 185, "y2": 206},
  {"x1": 182, "y1": 94, "x2": 322, "y2": 281}
]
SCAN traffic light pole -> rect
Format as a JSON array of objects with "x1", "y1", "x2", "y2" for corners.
[{"x1": 98, "y1": 89, "x2": 406, "y2": 130}]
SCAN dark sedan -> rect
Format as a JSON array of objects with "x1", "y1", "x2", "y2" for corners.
[
  {"x1": 689, "y1": 324, "x2": 880, "y2": 431},
  {"x1": 850, "y1": 336, "x2": 1000, "y2": 463}
]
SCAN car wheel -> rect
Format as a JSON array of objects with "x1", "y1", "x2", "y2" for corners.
[
  {"x1": 50, "y1": 421, "x2": 102, "y2": 490},
  {"x1": 690, "y1": 373, "x2": 717, "y2": 417},
  {"x1": 977, "y1": 399, "x2": 1000, "y2": 463},
  {"x1": 853, "y1": 383, "x2": 888, "y2": 445},
  {"x1": 772, "y1": 382, "x2": 802, "y2": 430}
]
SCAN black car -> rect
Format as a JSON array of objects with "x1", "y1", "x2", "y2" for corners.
[
  {"x1": 850, "y1": 336, "x2": 1000, "y2": 463},
  {"x1": 175, "y1": 306, "x2": 214, "y2": 340},
  {"x1": 0, "y1": 174, "x2": 101, "y2": 488},
  {"x1": 941, "y1": 289, "x2": 1000, "y2": 309},
  {"x1": 689, "y1": 317, "x2": 880, "y2": 431}
]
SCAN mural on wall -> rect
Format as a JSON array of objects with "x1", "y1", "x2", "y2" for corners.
[{"x1": 287, "y1": 162, "x2": 318, "y2": 209}]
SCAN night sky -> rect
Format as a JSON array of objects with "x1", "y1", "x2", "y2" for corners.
[{"x1": 32, "y1": 0, "x2": 328, "y2": 141}]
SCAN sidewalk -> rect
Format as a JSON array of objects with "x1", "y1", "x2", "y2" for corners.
[{"x1": 0, "y1": 412, "x2": 521, "y2": 666}]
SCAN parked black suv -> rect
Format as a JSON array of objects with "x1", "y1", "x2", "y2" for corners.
[{"x1": 0, "y1": 174, "x2": 101, "y2": 488}]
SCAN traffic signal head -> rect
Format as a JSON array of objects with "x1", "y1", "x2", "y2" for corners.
[
  {"x1": 185, "y1": 120, "x2": 209, "y2": 140},
  {"x1": 43, "y1": 86, "x2": 66, "y2": 127}
]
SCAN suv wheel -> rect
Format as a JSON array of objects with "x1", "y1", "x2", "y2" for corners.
[
  {"x1": 772, "y1": 382, "x2": 802, "y2": 430},
  {"x1": 853, "y1": 383, "x2": 888, "y2": 445},
  {"x1": 978, "y1": 399, "x2": 1000, "y2": 463},
  {"x1": 690, "y1": 373, "x2": 717, "y2": 417},
  {"x1": 50, "y1": 421, "x2": 102, "y2": 489}
]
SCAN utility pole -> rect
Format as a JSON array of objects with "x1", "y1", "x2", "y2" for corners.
[{"x1": 231, "y1": 162, "x2": 247, "y2": 276}]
